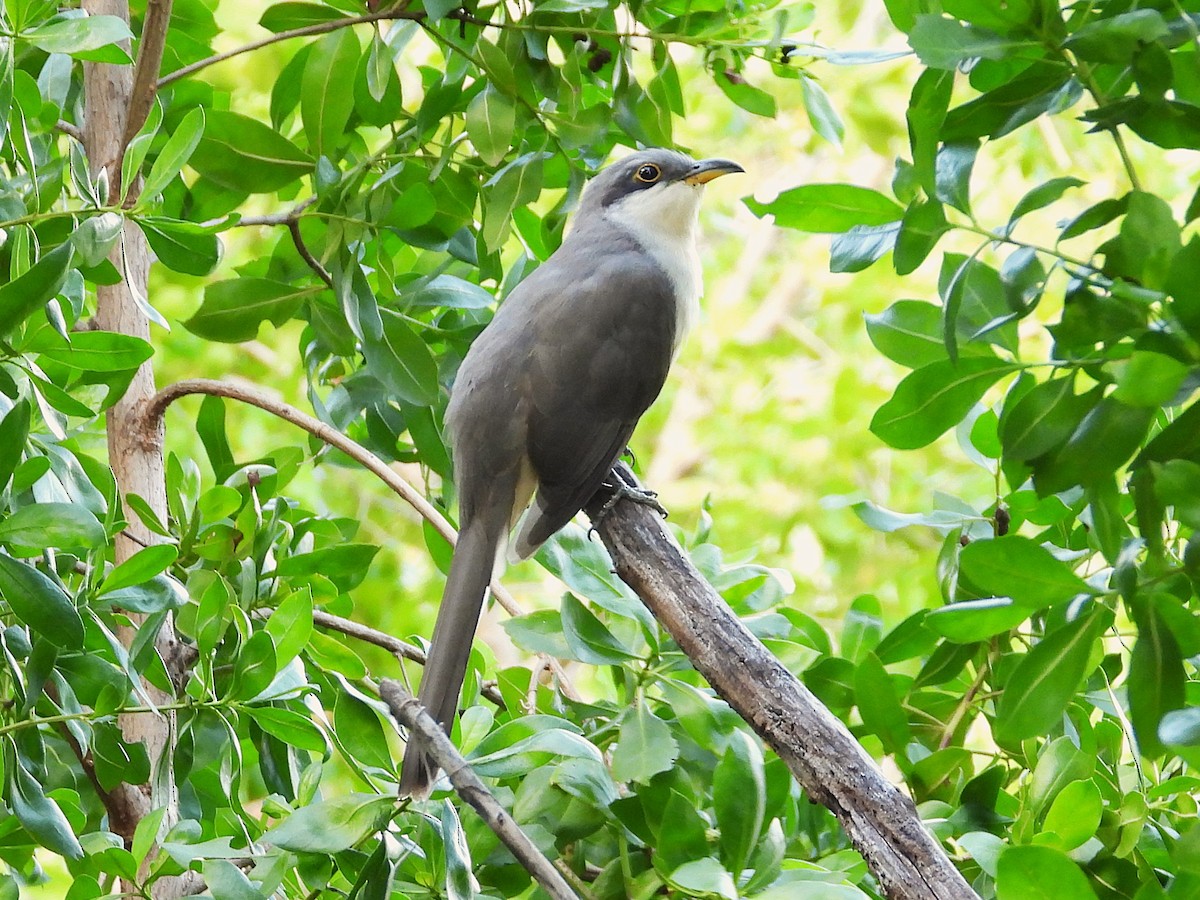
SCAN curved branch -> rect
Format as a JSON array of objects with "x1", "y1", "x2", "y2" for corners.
[
  {"x1": 379, "y1": 679, "x2": 579, "y2": 900},
  {"x1": 146, "y1": 378, "x2": 578, "y2": 696}
]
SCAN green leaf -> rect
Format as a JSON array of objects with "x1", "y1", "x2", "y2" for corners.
[
  {"x1": 265, "y1": 588, "x2": 314, "y2": 667},
  {"x1": 404, "y1": 274, "x2": 495, "y2": 309},
  {"x1": 0, "y1": 400, "x2": 31, "y2": 493},
  {"x1": 190, "y1": 111, "x2": 312, "y2": 193},
  {"x1": 716, "y1": 71, "x2": 777, "y2": 118},
  {"x1": 830, "y1": 222, "x2": 900, "y2": 273},
  {"x1": 1006, "y1": 177, "x2": 1085, "y2": 235},
  {"x1": 1112, "y1": 351, "x2": 1189, "y2": 407},
  {"x1": 259, "y1": 2, "x2": 347, "y2": 32},
  {"x1": 265, "y1": 793, "x2": 393, "y2": 853},
  {"x1": 333, "y1": 690, "x2": 391, "y2": 769},
  {"x1": 906, "y1": 68, "x2": 953, "y2": 195},
  {"x1": 959, "y1": 536, "x2": 1091, "y2": 609},
  {"x1": 137, "y1": 216, "x2": 221, "y2": 276},
  {"x1": 943, "y1": 64, "x2": 1077, "y2": 142},
  {"x1": 1040, "y1": 779, "x2": 1103, "y2": 851},
  {"x1": 801, "y1": 77, "x2": 843, "y2": 146},
  {"x1": 0, "y1": 555, "x2": 85, "y2": 648},
  {"x1": 854, "y1": 652, "x2": 911, "y2": 753},
  {"x1": 894, "y1": 200, "x2": 948, "y2": 275},
  {"x1": 71, "y1": 212, "x2": 124, "y2": 267},
  {"x1": 610, "y1": 702, "x2": 679, "y2": 785},
  {"x1": 273, "y1": 543, "x2": 380, "y2": 583},
  {"x1": 559, "y1": 593, "x2": 637, "y2": 664},
  {"x1": 465, "y1": 86, "x2": 515, "y2": 167},
  {"x1": 302, "y1": 29, "x2": 359, "y2": 159},
  {"x1": 746, "y1": 184, "x2": 903, "y2": 233},
  {"x1": 864, "y1": 300, "x2": 946, "y2": 368},
  {"x1": 22, "y1": 14, "x2": 132, "y2": 60},
  {"x1": 1064, "y1": 10, "x2": 1169, "y2": 65},
  {"x1": 28, "y1": 329, "x2": 154, "y2": 372},
  {"x1": 142, "y1": 108, "x2": 205, "y2": 198},
  {"x1": 871, "y1": 358, "x2": 1014, "y2": 449},
  {"x1": 934, "y1": 141, "x2": 977, "y2": 213},
  {"x1": 994, "y1": 608, "x2": 1111, "y2": 743},
  {"x1": 713, "y1": 730, "x2": 765, "y2": 874},
  {"x1": 0, "y1": 241, "x2": 73, "y2": 336},
  {"x1": 909, "y1": 15, "x2": 1036, "y2": 70},
  {"x1": 502, "y1": 609, "x2": 572, "y2": 658},
  {"x1": 0, "y1": 503, "x2": 105, "y2": 552},
  {"x1": 99, "y1": 545, "x2": 178, "y2": 594},
  {"x1": 1128, "y1": 596, "x2": 1185, "y2": 757},
  {"x1": 8, "y1": 758, "x2": 84, "y2": 859},
  {"x1": 995, "y1": 845, "x2": 1098, "y2": 900},
  {"x1": 185, "y1": 278, "x2": 318, "y2": 343},
  {"x1": 1168, "y1": 236, "x2": 1200, "y2": 342},
  {"x1": 926, "y1": 597, "x2": 1030, "y2": 642},
  {"x1": 999, "y1": 376, "x2": 1091, "y2": 462},
  {"x1": 440, "y1": 800, "x2": 473, "y2": 900},
  {"x1": 1034, "y1": 398, "x2": 1155, "y2": 495},
  {"x1": 98, "y1": 573, "x2": 186, "y2": 615},
  {"x1": 361, "y1": 311, "x2": 440, "y2": 407},
  {"x1": 664, "y1": 858, "x2": 738, "y2": 900},
  {"x1": 230, "y1": 630, "x2": 278, "y2": 700}
]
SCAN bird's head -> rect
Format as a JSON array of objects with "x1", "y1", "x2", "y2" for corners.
[{"x1": 580, "y1": 149, "x2": 744, "y2": 240}]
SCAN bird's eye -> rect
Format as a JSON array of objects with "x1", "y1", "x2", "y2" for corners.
[{"x1": 634, "y1": 163, "x2": 661, "y2": 183}]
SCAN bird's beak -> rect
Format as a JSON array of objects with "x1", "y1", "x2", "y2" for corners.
[{"x1": 684, "y1": 158, "x2": 745, "y2": 185}]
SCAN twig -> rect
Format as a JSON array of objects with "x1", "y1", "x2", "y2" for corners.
[
  {"x1": 379, "y1": 679, "x2": 580, "y2": 900},
  {"x1": 55, "y1": 119, "x2": 84, "y2": 142},
  {"x1": 309, "y1": 608, "x2": 507, "y2": 708},
  {"x1": 584, "y1": 464, "x2": 979, "y2": 900},
  {"x1": 121, "y1": 0, "x2": 174, "y2": 157},
  {"x1": 287, "y1": 218, "x2": 334, "y2": 289},
  {"x1": 145, "y1": 378, "x2": 578, "y2": 696},
  {"x1": 156, "y1": 11, "x2": 423, "y2": 89}
]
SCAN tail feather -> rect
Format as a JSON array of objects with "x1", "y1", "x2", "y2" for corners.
[{"x1": 399, "y1": 515, "x2": 501, "y2": 798}]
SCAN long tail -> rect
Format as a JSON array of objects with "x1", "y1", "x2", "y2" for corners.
[{"x1": 399, "y1": 513, "x2": 502, "y2": 797}]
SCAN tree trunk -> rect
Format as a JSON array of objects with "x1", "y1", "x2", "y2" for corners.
[{"x1": 82, "y1": 1, "x2": 183, "y2": 894}]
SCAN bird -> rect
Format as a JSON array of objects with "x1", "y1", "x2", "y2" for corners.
[{"x1": 399, "y1": 148, "x2": 744, "y2": 797}]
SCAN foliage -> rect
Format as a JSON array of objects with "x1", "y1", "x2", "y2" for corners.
[
  {"x1": 752, "y1": 0, "x2": 1200, "y2": 896},
  {"x1": 3, "y1": 0, "x2": 1200, "y2": 898}
]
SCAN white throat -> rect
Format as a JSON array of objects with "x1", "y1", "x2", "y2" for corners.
[{"x1": 607, "y1": 181, "x2": 704, "y2": 354}]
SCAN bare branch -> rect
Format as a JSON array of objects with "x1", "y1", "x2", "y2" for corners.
[
  {"x1": 584, "y1": 464, "x2": 979, "y2": 900},
  {"x1": 288, "y1": 218, "x2": 334, "y2": 289},
  {"x1": 379, "y1": 679, "x2": 579, "y2": 900},
  {"x1": 121, "y1": 0, "x2": 174, "y2": 158},
  {"x1": 55, "y1": 119, "x2": 84, "y2": 142}
]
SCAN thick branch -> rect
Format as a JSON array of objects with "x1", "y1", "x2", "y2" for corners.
[
  {"x1": 379, "y1": 679, "x2": 579, "y2": 900},
  {"x1": 584, "y1": 465, "x2": 978, "y2": 900}
]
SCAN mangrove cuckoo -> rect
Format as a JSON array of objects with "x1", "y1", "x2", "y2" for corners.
[{"x1": 399, "y1": 149, "x2": 744, "y2": 797}]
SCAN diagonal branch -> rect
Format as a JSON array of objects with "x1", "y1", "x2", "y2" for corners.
[
  {"x1": 379, "y1": 679, "x2": 579, "y2": 900},
  {"x1": 121, "y1": 0, "x2": 174, "y2": 159},
  {"x1": 584, "y1": 464, "x2": 979, "y2": 900}
]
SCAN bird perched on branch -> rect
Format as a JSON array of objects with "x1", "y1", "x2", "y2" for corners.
[{"x1": 399, "y1": 149, "x2": 743, "y2": 797}]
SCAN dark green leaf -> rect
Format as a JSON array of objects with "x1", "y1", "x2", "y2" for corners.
[
  {"x1": 906, "y1": 68, "x2": 953, "y2": 194},
  {"x1": 0, "y1": 556, "x2": 84, "y2": 648},
  {"x1": 713, "y1": 730, "x2": 765, "y2": 873},
  {"x1": 1035, "y1": 399, "x2": 1155, "y2": 494},
  {"x1": 185, "y1": 278, "x2": 318, "y2": 342},
  {"x1": 137, "y1": 217, "x2": 222, "y2": 276},
  {"x1": 259, "y1": 2, "x2": 347, "y2": 32},
  {"x1": 716, "y1": 71, "x2": 777, "y2": 118},
  {"x1": 0, "y1": 400, "x2": 31, "y2": 493},
  {"x1": 745, "y1": 184, "x2": 903, "y2": 233},
  {"x1": 943, "y1": 64, "x2": 1076, "y2": 142},
  {"x1": 871, "y1": 357, "x2": 1015, "y2": 449},
  {"x1": 560, "y1": 594, "x2": 637, "y2": 665},
  {"x1": 1128, "y1": 596, "x2": 1185, "y2": 757},
  {"x1": 9, "y1": 758, "x2": 84, "y2": 859},
  {"x1": 1006, "y1": 177, "x2": 1085, "y2": 235},
  {"x1": 1167, "y1": 236, "x2": 1200, "y2": 342},
  {"x1": 855, "y1": 652, "x2": 910, "y2": 753},
  {"x1": 302, "y1": 29, "x2": 359, "y2": 158},
  {"x1": 190, "y1": 111, "x2": 312, "y2": 193},
  {"x1": 142, "y1": 108, "x2": 205, "y2": 198},
  {"x1": 999, "y1": 376, "x2": 1090, "y2": 462},
  {"x1": 894, "y1": 200, "x2": 948, "y2": 276},
  {"x1": 1064, "y1": 10, "x2": 1169, "y2": 64},
  {"x1": 230, "y1": 630, "x2": 278, "y2": 700},
  {"x1": 0, "y1": 242, "x2": 73, "y2": 336},
  {"x1": 865, "y1": 300, "x2": 946, "y2": 368},
  {"x1": 934, "y1": 141, "x2": 978, "y2": 213},
  {"x1": 361, "y1": 311, "x2": 439, "y2": 407},
  {"x1": 99, "y1": 545, "x2": 178, "y2": 594},
  {"x1": 830, "y1": 222, "x2": 900, "y2": 273},
  {"x1": 959, "y1": 536, "x2": 1091, "y2": 609}
]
